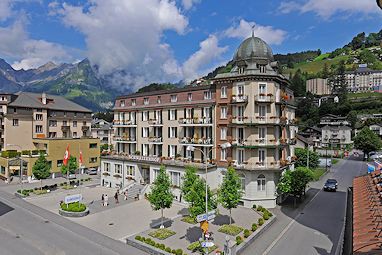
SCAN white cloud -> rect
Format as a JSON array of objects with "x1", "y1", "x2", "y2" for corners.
[
  {"x1": 55, "y1": 0, "x2": 189, "y2": 90},
  {"x1": 0, "y1": 0, "x2": 13, "y2": 21},
  {"x1": 278, "y1": 0, "x2": 379, "y2": 19},
  {"x1": 182, "y1": 35, "x2": 227, "y2": 81},
  {"x1": 182, "y1": 0, "x2": 201, "y2": 10},
  {"x1": 224, "y1": 19, "x2": 287, "y2": 45}
]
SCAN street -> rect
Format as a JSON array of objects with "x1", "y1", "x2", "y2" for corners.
[
  {"x1": 0, "y1": 189, "x2": 146, "y2": 255},
  {"x1": 243, "y1": 155, "x2": 366, "y2": 255}
]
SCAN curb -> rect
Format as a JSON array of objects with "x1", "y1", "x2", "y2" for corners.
[
  {"x1": 59, "y1": 208, "x2": 90, "y2": 217},
  {"x1": 126, "y1": 237, "x2": 172, "y2": 255}
]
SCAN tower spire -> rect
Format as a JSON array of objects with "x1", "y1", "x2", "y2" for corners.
[{"x1": 251, "y1": 24, "x2": 255, "y2": 37}]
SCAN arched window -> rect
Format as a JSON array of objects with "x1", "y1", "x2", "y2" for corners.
[{"x1": 257, "y1": 174, "x2": 266, "y2": 191}]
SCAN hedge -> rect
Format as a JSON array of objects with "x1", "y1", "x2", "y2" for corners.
[{"x1": 134, "y1": 235, "x2": 183, "y2": 255}]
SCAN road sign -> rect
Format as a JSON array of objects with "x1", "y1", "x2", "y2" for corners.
[
  {"x1": 196, "y1": 210, "x2": 216, "y2": 223},
  {"x1": 201, "y1": 241, "x2": 214, "y2": 248},
  {"x1": 64, "y1": 194, "x2": 82, "y2": 204}
]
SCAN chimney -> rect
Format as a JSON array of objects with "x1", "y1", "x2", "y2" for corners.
[{"x1": 42, "y1": 92, "x2": 47, "y2": 105}]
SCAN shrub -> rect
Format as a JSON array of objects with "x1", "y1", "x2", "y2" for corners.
[
  {"x1": 17, "y1": 189, "x2": 21, "y2": 193},
  {"x1": 257, "y1": 205, "x2": 263, "y2": 212},
  {"x1": 263, "y1": 213, "x2": 270, "y2": 220},
  {"x1": 172, "y1": 249, "x2": 176, "y2": 254},
  {"x1": 135, "y1": 235, "x2": 142, "y2": 241},
  {"x1": 251, "y1": 223, "x2": 258, "y2": 232},
  {"x1": 258, "y1": 218, "x2": 264, "y2": 226},
  {"x1": 159, "y1": 244, "x2": 165, "y2": 250},
  {"x1": 165, "y1": 247, "x2": 172, "y2": 253},
  {"x1": 218, "y1": 224, "x2": 244, "y2": 236},
  {"x1": 148, "y1": 228, "x2": 176, "y2": 240},
  {"x1": 60, "y1": 201, "x2": 86, "y2": 212},
  {"x1": 252, "y1": 204, "x2": 257, "y2": 209},
  {"x1": 175, "y1": 249, "x2": 183, "y2": 255},
  {"x1": 236, "y1": 236, "x2": 243, "y2": 245},
  {"x1": 244, "y1": 229, "x2": 251, "y2": 238},
  {"x1": 33, "y1": 189, "x2": 48, "y2": 195},
  {"x1": 141, "y1": 237, "x2": 146, "y2": 242}
]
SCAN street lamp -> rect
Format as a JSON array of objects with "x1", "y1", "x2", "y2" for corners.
[
  {"x1": 7, "y1": 144, "x2": 23, "y2": 189},
  {"x1": 186, "y1": 142, "x2": 231, "y2": 235}
]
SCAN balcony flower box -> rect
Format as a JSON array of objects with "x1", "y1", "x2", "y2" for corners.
[
  {"x1": 291, "y1": 155, "x2": 298, "y2": 161},
  {"x1": 267, "y1": 93, "x2": 273, "y2": 97},
  {"x1": 113, "y1": 174, "x2": 122, "y2": 178},
  {"x1": 102, "y1": 172, "x2": 110, "y2": 176},
  {"x1": 259, "y1": 93, "x2": 266, "y2": 96}
]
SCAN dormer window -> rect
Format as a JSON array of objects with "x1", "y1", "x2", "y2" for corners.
[
  {"x1": 131, "y1": 99, "x2": 136, "y2": 106},
  {"x1": 238, "y1": 67, "x2": 245, "y2": 74},
  {"x1": 171, "y1": 95, "x2": 177, "y2": 103},
  {"x1": 204, "y1": 91, "x2": 212, "y2": 100},
  {"x1": 144, "y1": 98, "x2": 149, "y2": 105},
  {"x1": 259, "y1": 65, "x2": 266, "y2": 73},
  {"x1": 187, "y1": 93, "x2": 192, "y2": 102},
  {"x1": 157, "y1": 96, "x2": 161, "y2": 104},
  {"x1": 120, "y1": 100, "x2": 125, "y2": 107}
]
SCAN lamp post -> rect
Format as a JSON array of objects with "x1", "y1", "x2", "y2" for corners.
[{"x1": 7, "y1": 144, "x2": 23, "y2": 190}]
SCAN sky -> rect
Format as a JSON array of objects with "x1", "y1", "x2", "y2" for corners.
[{"x1": 0, "y1": 0, "x2": 381, "y2": 90}]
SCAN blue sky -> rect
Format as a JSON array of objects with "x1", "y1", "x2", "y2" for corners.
[{"x1": 0, "y1": 0, "x2": 381, "y2": 88}]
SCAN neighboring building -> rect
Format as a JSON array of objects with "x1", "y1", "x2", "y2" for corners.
[
  {"x1": 319, "y1": 114, "x2": 352, "y2": 149},
  {"x1": 297, "y1": 126, "x2": 322, "y2": 148},
  {"x1": 369, "y1": 123, "x2": 382, "y2": 137},
  {"x1": 101, "y1": 33, "x2": 297, "y2": 208},
  {"x1": 345, "y1": 64, "x2": 382, "y2": 93},
  {"x1": 92, "y1": 118, "x2": 114, "y2": 146},
  {"x1": 0, "y1": 92, "x2": 100, "y2": 181},
  {"x1": 306, "y1": 78, "x2": 331, "y2": 95}
]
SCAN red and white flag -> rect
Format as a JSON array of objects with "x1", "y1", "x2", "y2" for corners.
[
  {"x1": 79, "y1": 150, "x2": 83, "y2": 165},
  {"x1": 63, "y1": 145, "x2": 70, "y2": 166}
]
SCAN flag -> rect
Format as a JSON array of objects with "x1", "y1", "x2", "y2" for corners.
[
  {"x1": 63, "y1": 145, "x2": 70, "y2": 166},
  {"x1": 79, "y1": 150, "x2": 83, "y2": 165}
]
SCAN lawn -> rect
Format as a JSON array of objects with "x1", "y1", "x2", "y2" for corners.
[
  {"x1": 218, "y1": 224, "x2": 244, "y2": 236},
  {"x1": 285, "y1": 55, "x2": 349, "y2": 75},
  {"x1": 332, "y1": 159, "x2": 339, "y2": 165},
  {"x1": 312, "y1": 168, "x2": 327, "y2": 181},
  {"x1": 148, "y1": 228, "x2": 176, "y2": 240}
]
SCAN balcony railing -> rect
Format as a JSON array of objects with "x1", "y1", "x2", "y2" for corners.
[
  {"x1": 231, "y1": 138, "x2": 297, "y2": 147},
  {"x1": 231, "y1": 161, "x2": 284, "y2": 170},
  {"x1": 148, "y1": 137, "x2": 163, "y2": 143},
  {"x1": 179, "y1": 137, "x2": 213, "y2": 146},
  {"x1": 255, "y1": 94, "x2": 275, "y2": 103},
  {"x1": 178, "y1": 117, "x2": 212, "y2": 125},
  {"x1": 148, "y1": 119, "x2": 163, "y2": 126},
  {"x1": 113, "y1": 120, "x2": 136, "y2": 126},
  {"x1": 230, "y1": 116, "x2": 281, "y2": 125},
  {"x1": 231, "y1": 95, "x2": 248, "y2": 104},
  {"x1": 113, "y1": 136, "x2": 136, "y2": 142}
]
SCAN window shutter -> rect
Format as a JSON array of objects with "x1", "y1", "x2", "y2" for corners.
[
  {"x1": 141, "y1": 127, "x2": 143, "y2": 137},
  {"x1": 183, "y1": 147, "x2": 186, "y2": 158},
  {"x1": 191, "y1": 108, "x2": 194, "y2": 118},
  {"x1": 175, "y1": 109, "x2": 177, "y2": 120},
  {"x1": 175, "y1": 146, "x2": 177, "y2": 155},
  {"x1": 184, "y1": 127, "x2": 186, "y2": 137},
  {"x1": 141, "y1": 112, "x2": 143, "y2": 121},
  {"x1": 175, "y1": 127, "x2": 177, "y2": 138},
  {"x1": 168, "y1": 110, "x2": 170, "y2": 120},
  {"x1": 168, "y1": 145, "x2": 170, "y2": 157},
  {"x1": 184, "y1": 108, "x2": 186, "y2": 118},
  {"x1": 168, "y1": 127, "x2": 170, "y2": 138},
  {"x1": 141, "y1": 144, "x2": 143, "y2": 155}
]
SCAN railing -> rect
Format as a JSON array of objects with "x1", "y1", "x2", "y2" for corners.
[
  {"x1": 231, "y1": 95, "x2": 248, "y2": 103},
  {"x1": 148, "y1": 137, "x2": 163, "y2": 143},
  {"x1": 113, "y1": 136, "x2": 136, "y2": 142},
  {"x1": 179, "y1": 137, "x2": 213, "y2": 145},
  {"x1": 255, "y1": 94, "x2": 275, "y2": 103},
  {"x1": 232, "y1": 161, "x2": 283, "y2": 170},
  {"x1": 148, "y1": 119, "x2": 163, "y2": 125},
  {"x1": 178, "y1": 117, "x2": 212, "y2": 125},
  {"x1": 230, "y1": 116, "x2": 281, "y2": 125},
  {"x1": 113, "y1": 120, "x2": 136, "y2": 126}
]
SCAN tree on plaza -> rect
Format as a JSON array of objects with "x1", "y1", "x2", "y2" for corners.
[
  {"x1": 354, "y1": 127, "x2": 382, "y2": 159},
  {"x1": 218, "y1": 166, "x2": 243, "y2": 224},
  {"x1": 181, "y1": 165, "x2": 198, "y2": 200},
  {"x1": 61, "y1": 156, "x2": 78, "y2": 176},
  {"x1": 147, "y1": 165, "x2": 174, "y2": 228},
  {"x1": 32, "y1": 153, "x2": 51, "y2": 190},
  {"x1": 185, "y1": 177, "x2": 217, "y2": 218},
  {"x1": 295, "y1": 148, "x2": 319, "y2": 169}
]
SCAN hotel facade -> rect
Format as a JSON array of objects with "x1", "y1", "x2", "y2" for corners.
[{"x1": 101, "y1": 35, "x2": 297, "y2": 208}]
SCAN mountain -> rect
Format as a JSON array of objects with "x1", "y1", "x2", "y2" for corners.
[{"x1": 0, "y1": 58, "x2": 122, "y2": 111}]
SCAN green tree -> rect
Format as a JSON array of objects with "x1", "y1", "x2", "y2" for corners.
[
  {"x1": 186, "y1": 177, "x2": 217, "y2": 218},
  {"x1": 218, "y1": 167, "x2": 242, "y2": 224},
  {"x1": 32, "y1": 154, "x2": 51, "y2": 190},
  {"x1": 61, "y1": 156, "x2": 78, "y2": 176},
  {"x1": 328, "y1": 60, "x2": 348, "y2": 102},
  {"x1": 295, "y1": 148, "x2": 319, "y2": 169},
  {"x1": 181, "y1": 166, "x2": 198, "y2": 200},
  {"x1": 322, "y1": 63, "x2": 330, "y2": 79},
  {"x1": 290, "y1": 69, "x2": 306, "y2": 97},
  {"x1": 147, "y1": 165, "x2": 174, "y2": 228},
  {"x1": 354, "y1": 127, "x2": 382, "y2": 159}
]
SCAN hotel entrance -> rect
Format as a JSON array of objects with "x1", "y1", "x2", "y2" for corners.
[{"x1": 140, "y1": 166, "x2": 150, "y2": 184}]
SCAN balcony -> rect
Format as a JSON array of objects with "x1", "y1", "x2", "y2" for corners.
[
  {"x1": 231, "y1": 138, "x2": 297, "y2": 148},
  {"x1": 61, "y1": 125, "x2": 70, "y2": 131},
  {"x1": 113, "y1": 120, "x2": 137, "y2": 127},
  {"x1": 148, "y1": 137, "x2": 163, "y2": 144},
  {"x1": 81, "y1": 125, "x2": 89, "y2": 131},
  {"x1": 113, "y1": 136, "x2": 136, "y2": 143},
  {"x1": 148, "y1": 119, "x2": 163, "y2": 126},
  {"x1": 230, "y1": 95, "x2": 248, "y2": 104},
  {"x1": 231, "y1": 161, "x2": 285, "y2": 170},
  {"x1": 230, "y1": 116, "x2": 281, "y2": 125},
  {"x1": 178, "y1": 117, "x2": 213, "y2": 126},
  {"x1": 255, "y1": 94, "x2": 275, "y2": 103},
  {"x1": 179, "y1": 137, "x2": 213, "y2": 147}
]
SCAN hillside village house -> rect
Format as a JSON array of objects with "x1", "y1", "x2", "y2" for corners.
[
  {"x1": 0, "y1": 92, "x2": 100, "y2": 182},
  {"x1": 101, "y1": 34, "x2": 298, "y2": 208}
]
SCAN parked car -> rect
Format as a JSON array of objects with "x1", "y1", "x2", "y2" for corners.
[
  {"x1": 68, "y1": 173, "x2": 76, "y2": 180},
  {"x1": 86, "y1": 168, "x2": 98, "y2": 175},
  {"x1": 323, "y1": 179, "x2": 338, "y2": 192}
]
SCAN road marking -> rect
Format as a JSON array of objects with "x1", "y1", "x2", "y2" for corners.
[{"x1": 262, "y1": 187, "x2": 323, "y2": 255}]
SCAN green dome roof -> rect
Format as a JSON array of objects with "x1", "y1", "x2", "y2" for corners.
[{"x1": 234, "y1": 36, "x2": 274, "y2": 62}]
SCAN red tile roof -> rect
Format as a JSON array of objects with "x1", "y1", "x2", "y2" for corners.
[{"x1": 353, "y1": 171, "x2": 382, "y2": 254}]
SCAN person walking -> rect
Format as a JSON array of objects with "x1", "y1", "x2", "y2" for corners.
[
  {"x1": 114, "y1": 192, "x2": 119, "y2": 204},
  {"x1": 124, "y1": 190, "x2": 128, "y2": 200},
  {"x1": 101, "y1": 194, "x2": 104, "y2": 206},
  {"x1": 104, "y1": 194, "x2": 108, "y2": 206}
]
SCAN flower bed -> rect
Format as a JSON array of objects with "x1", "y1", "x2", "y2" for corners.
[
  {"x1": 187, "y1": 241, "x2": 217, "y2": 254},
  {"x1": 148, "y1": 228, "x2": 176, "y2": 240},
  {"x1": 218, "y1": 224, "x2": 243, "y2": 236},
  {"x1": 60, "y1": 201, "x2": 86, "y2": 212},
  {"x1": 181, "y1": 215, "x2": 197, "y2": 225}
]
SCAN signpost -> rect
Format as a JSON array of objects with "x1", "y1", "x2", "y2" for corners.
[
  {"x1": 196, "y1": 210, "x2": 216, "y2": 223},
  {"x1": 64, "y1": 194, "x2": 82, "y2": 204}
]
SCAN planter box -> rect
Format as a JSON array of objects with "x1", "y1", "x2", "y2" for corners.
[{"x1": 59, "y1": 208, "x2": 89, "y2": 217}]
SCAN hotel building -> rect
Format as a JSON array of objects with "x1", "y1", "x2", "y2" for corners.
[{"x1": 101, "y1": 34, "x2": 297, "y2": 208}]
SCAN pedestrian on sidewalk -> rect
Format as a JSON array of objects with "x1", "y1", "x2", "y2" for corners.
[
  {"x1": 114, "y1": 192, "x2": 119, "y2": 204},
  {"x1": 124, "y1": 190, "x2": 128, "y2": 200},
  {"x1": 104, "y1": 194, "x2": 108, "y2": 206},
  {"x1": 101, "y1": 194, "x2": 104, "y2": 206}
]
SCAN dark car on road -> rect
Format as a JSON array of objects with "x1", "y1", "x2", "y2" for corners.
[{"x1": 323, "y1": 179, "x2": 338, "y2": 192}]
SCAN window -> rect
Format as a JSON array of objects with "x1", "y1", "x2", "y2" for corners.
[
  {"x1": 157, "y1": 96, "x2": 161, "y2": 104},
  {"x1": 142, "y1": 127, "x2": 149, "y2": 137},
  {"x1": 259, "y1": 105, "x2": 266, "y2": 118},
  {"x1": 49, "y1": 120, "x2": 57, "y2": 127},
  {"x1": 170, "y1": 171, "x2": 181, "y2": 187},
  {"x1": 89, "y1": 143, "x2": 97, "y2": 149},
  {"x1": 185, "y1": 108, "x2": 193, "y2": 118},
  {"x1": 64, "y1": 111, "x2": 67, "y2": 117},
  {"x1": 237, "y1": 149, "x2": 244, "y2": 164},
  {"x1": 83, "y1": 121, "x2": 87, "y2": 126},
  {"x1": 204, "y1": 91, "x2": 212, "y2": 99},
  {"x1": 126, "y1": 165, "x2": 135, "y2": 176},
  {"x1": 144, "y1": 98, "x2": 149, "y2": 105},
  {"x1": 74, "y1": 112, "x2": 77, "y2": 117},
  {"x1": 57, "y1": 160, "x2": 63, "y2": 167},
  {"x1": 187, "y1": 93, "x2": 192, "y2": 101},
  {"x1": 259, "y1": 83, "x2": 267, "y2": 97},
  {"x1": 120, "y1": 100, "x2": 125, "y2": 107},
  {"x1": 169, "y1": 127, "x2": 177, "y2": 138},
  {"x1": 221, "y1": 127, "x2": 227, "y2": 140},
  {"x1": 142, "y1": 111, "x2": 148, "y2": 121},
  {"x1": 238, "y1": 106, "x2": 244, "y2": 117},
  {"x1": 142, "y1": 144, "x2": 149, "y2": 156},
  {"x1": 73, "y1": 121, "x2": 77, "y2": 127},
  {"x1": 115, "y1": 164, "x2": 122, "y2": 174},
  {"x1": 259, "y1": 149, "x2": 266, "y2": 166},
  {"x1": 49, "y1": 132, "x2": 57, "y2": 138},
  {"x1": 221, "y1": 106, "x2": 227, "y2": 119},
  {"x1": 104, "y1": 162, "x2": 110, "y2": 172},
  {"x1": 169, "y1": 145, "x2": 177, "y2": 158},
  {"x1": 13, "y1": 119, "x2": 19, "y2": 126},
  {"x1": 131, "y1": 99, "x2": 136, "y2": 106},
  {"x1": 35, "y1": 114, "x2": 43, "y2": 121},
  {"x1": 63, "y1": 121, "x2": 67, "y2": 126},
  {"x1": 259, "y1": 65, "x2": 266, "y2": 73},
  {"x1": 89, "y1": 157, "x2": 97, "y2": 163},
  {"x1": 239, "y1": 174, "x2": 246, "y2": 191},
  {"x1": 169, "y1": 109, "x2": 177, "y2": 120},
  {"x1": 237, "y1": 85, "x2": 244, "y2": 95},
  {"x1": 73, "y1": 132, "x2": 77, "y2": 138},
  {"x1": 257, "y1": 174, "x2": 266, "y2": 191},
  {"x1": 153, "y1": 168, "x2": 160, "y2": 180},
  {"x1": 13, "y1": 108, "x2": 16, "y2": 113},
  {"x1": 221, "y1": 148, "x2": 227, "y2": 161},
  {"x1": 171, "y1": 95, "x2": 177, "y2": 102},
  {"x1": 221, "y1": 86, "x2": 227, "y2": 98},
  {"x1": 35, "y1": 125, "x2": 43, "y2": 133},
  {"x1": 259, "y1": 127, "x2": 266, "y2": 144}
]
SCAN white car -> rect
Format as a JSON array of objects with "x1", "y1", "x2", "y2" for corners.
[{"x1": 68, "y1": 173, "x2": 76, "y2": 179}]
